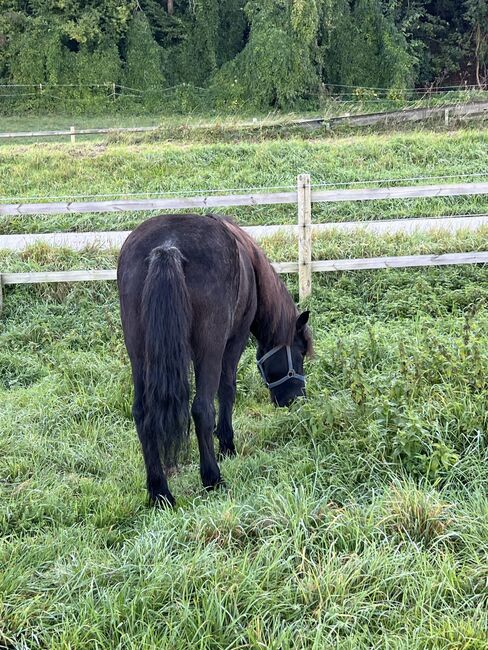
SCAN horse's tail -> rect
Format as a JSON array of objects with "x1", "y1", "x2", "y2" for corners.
[{"x1": 141, "y1": 244, "x2": 192, "y2": 467}]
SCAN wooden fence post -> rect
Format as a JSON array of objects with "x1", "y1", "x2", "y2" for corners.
[
  {"x1": 70, "y1": 126, "x2": 76, "y2": 144},
  {"x1": 297, "y1": 173, "x2": 312, "y2": 301}
]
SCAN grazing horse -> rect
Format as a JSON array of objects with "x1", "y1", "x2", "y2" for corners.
[{"x1": 117, "y1": 213, "x2": 312, "y2": 506}]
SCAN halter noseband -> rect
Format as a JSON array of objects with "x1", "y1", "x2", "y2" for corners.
[{"x1": 257, "y1": 345, "x2": 306, "y2": 390}]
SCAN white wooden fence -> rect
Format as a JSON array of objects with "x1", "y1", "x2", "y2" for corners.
[
  {"x1": 2, "y1": 181, "x2": 488, "y2": 217},
  {"x1": 1, "y1": 174, "x2": 488, "y2": 309},
  {"x1": 1, "y1": 100, "x2": 487, "y2": 142}
]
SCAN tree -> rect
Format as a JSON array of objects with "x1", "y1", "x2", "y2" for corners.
[
  {"x1": 465, "y1": 0, "x2": 488, "y2": 86},
  {"x1": 125, "y1": 11, "x2": 165, "y2": 93},
  {"x1": 351, "y1": 0, "x2": 414, "y2": 88},
  {"x1": 387, "y1": 1, "x2": 469, "y2": 86},
  {"x1": 317, "y1": 0, "x2": 415, "y2": 90},
  {"x1": 214, "y1": 0, "x2": 320, "y2": 109},
  {"x1": 174, "y1": 0, "x2": 219, "y2": 86},
  {"x1": 0, "y1": 0, "x2": 484, "y2": 113}
]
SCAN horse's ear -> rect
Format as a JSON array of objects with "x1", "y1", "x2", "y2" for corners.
[{"x1": 296, "y1": 311, "x2": 310, "y2": 332}]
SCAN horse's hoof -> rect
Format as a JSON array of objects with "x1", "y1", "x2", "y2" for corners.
[
  {"x1": 202, "y1": 472, "x2": 226, "y2": 491},
  {"x1": 218, "y1": 444, "x2": 237, "y2": 460},
  {"x1": 150, "y1": 492, "x2": 176, "y2": 508},
  {"x1": 204, "y1": 481, "x2": 227, "y2": 492}
]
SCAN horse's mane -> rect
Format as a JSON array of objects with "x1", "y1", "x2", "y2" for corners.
[{"x1": 219, "y1": 216, "x2": 312, "y2": 353}]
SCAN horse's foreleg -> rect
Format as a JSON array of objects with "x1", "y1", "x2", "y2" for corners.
[
  {"x1": 192, "y1": 358, "x2": 223, "y2": 490},
  {"x1": 215, "y1": 336, "x2": 248, "y2": 458}
]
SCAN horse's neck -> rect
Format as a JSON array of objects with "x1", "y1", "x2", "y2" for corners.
[
  {"x1": 251, "y1": 308, "x2": 274, "y2": 347},
  {"x1": 227, "y1": 221, "x2": 296, "y2": 347},
  {"x1": 250, "y1": 280, "x2": 295, "y2": 349}
]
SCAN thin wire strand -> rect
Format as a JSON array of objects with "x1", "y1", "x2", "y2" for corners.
[
  {"x1": 325, "y1": 83, "x2": 488, "y2": 92},
  {"x1": 322, "y1": 95, "x2": 487, "y2": 101},
  {"x1": 323, "y1": 89, "x2": 487, "y2": 95},
  {"x1": 341, "y1": 213, "x2": 488, "y2": 223},
  {"x1": 0, "y1": 83, "x2": 112, "y2": 88},
  {"x1": 1, "y1": 81, "x2": 487, "y2": 93},
  {"x1": 313, "y1": 172, "x2": 488, "y2": 188},
  {"x1": 1, "y1": 172, "x2": 488, "y2": 204},
  {"x1": 0, "y1": 97, "x2": 482, "y2": 107},
  {"x1": 0, "y1": 93, "x2": 40, "y2": 98},
  {"x1": 114, "y1": 84, "x2": 144, "y2": 92},
  {"x1": 0, "y1": 183, "x2": 297, "y2": 203},
  {"x1": 0, "y1": 82, "x2": 479, "y2": 90}
]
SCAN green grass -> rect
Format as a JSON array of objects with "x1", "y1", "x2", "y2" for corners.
[
  {"x1": 1, "y1": 235, "x2": 488, "y2": 648},
  {"x1": 0, "y1": 112, "x2": 176, "y2": 132},
  {"x1": 0, "y1": 110, "x2": 328, "y2": 134},
  {"x1": 0, "y1": 128, "x2": 487, "y2": 236},
  {"x1": 1, "y1": 125, "x2": 488, "y2": 648},
  {"x1": 2, "y1": 88, "x2": 487, "y2": 135}
]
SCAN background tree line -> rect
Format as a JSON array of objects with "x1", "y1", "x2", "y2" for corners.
[{"x1": 0, "y1": 0, "x2": 486, "y2": 113}]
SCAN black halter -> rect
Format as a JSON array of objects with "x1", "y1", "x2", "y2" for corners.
[{"x1": 257, "y1": 345, "x2": 306, "y2": 389}]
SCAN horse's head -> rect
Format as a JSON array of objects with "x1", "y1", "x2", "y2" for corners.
[{"x1": 257, "y1": 311, "x2": 311, "y2": 407}]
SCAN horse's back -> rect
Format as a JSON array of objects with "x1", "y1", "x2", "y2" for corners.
[
  {"x1": 118, "y1": 214, "x2": 253, "y2": 342},
  {"x1": 121, "y1": 212, "x2": 234, "y2": 277}
]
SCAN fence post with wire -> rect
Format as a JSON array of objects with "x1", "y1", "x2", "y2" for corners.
[{"x1": 297, "y1": 174, "x2": 312, "y2": 301}]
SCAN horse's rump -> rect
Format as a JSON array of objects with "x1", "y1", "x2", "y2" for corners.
[{"x1": 118, "y1": 214, "x2": 244, "y2": 333}]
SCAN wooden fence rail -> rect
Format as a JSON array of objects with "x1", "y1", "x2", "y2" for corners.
[
  {"x1": 2, "y1": 174, "x2": 488, "y2": 307},
  {"x1": 1, "y1": 100, "x2": 487, "y2": 141},
  {"x1": 326, "y1": 99, "x2": 488, "y2": 128},
  {"x1": 0, "y1": 126, "x2": 158, "y2": 140},
  {"x1": 0, "y1": 192, "x2": 297, "y2": 216},
  {"x1": 2, "y1": 215, "x2": 488, "y2": 253},
  {"x1": 2, "y1": 182, "x2": 488, "y2": 217},
  {"x1": 3, "y1": 251, "x2": 488, "y2": 285}
]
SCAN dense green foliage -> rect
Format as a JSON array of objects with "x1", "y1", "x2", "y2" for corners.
[{"x1": 0, "y1": 0, "x2": 486, "y2": 113}]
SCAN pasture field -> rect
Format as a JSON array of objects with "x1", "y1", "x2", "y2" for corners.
[
  {"x1": 1, "y1": 128, "x2": 488, "y2": 236},
  {"x1": 0, "y1": 110, "x2": 335, "y2": 135},
  {"x1": 1, "y1": 126, "x2": 488, "y2": 648},
  {"x1": 3, "y1": 92, "x2": 486, "y2": 135}
]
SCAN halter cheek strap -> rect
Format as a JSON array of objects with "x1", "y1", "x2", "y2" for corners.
[{"x1": 257, "y1": 345, "x2": 306, "y2": 389}]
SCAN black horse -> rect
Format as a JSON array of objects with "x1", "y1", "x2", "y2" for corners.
[{"x1": 117, "y1": 213, "x2": 312, "y2": 506}]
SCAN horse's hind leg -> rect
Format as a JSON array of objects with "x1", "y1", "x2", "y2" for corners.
[
  {"x1": 215, "y1": 335, "x2": 248, "y2": 458},
  {"x1": 132, "y1": 360, "x2": 174, "y2": 507},
  {"x1": 192, "y1": 356, "x2": 223, "y2": 490}
]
